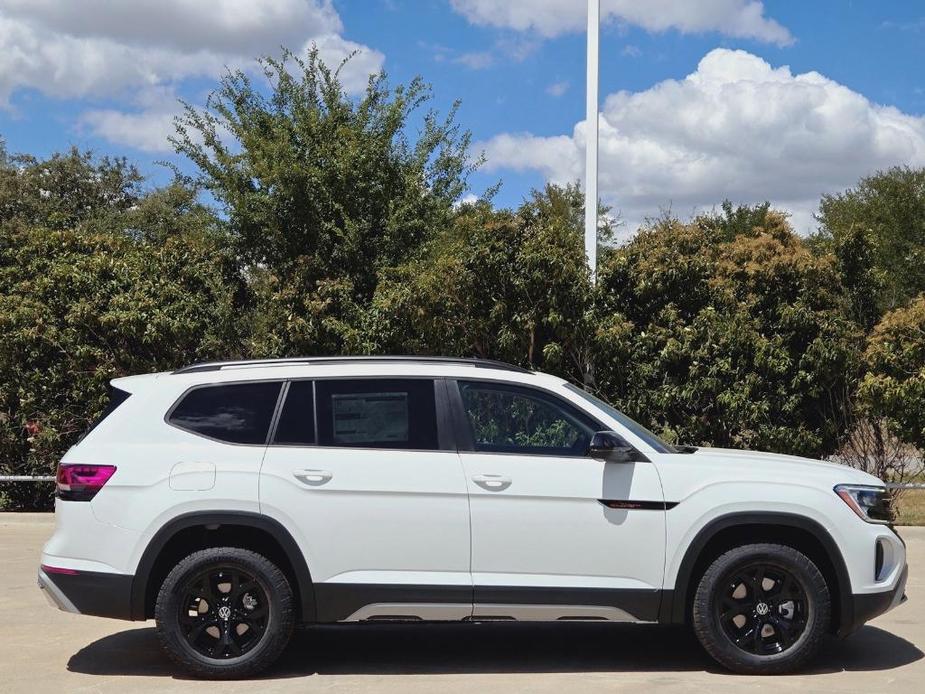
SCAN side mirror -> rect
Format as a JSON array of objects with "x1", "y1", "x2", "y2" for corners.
[{"x1": 589, "y1": 431, "x2": 638, "y2": 463}]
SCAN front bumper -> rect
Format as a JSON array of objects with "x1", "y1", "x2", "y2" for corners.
[
  {"x1": 840, "y1": 563, "x2": 908, "y2": 637},
  {"x1": 38, "y1": 566, "x2": 134, "y2": 620}
]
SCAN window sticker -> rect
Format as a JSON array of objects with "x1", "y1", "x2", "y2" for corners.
[{"x1": 331, "y1": 392, "x2": 409, "y2": 444}]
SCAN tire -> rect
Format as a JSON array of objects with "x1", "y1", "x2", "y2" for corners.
[
  {"x1": 692, "y1": 543, "x2": 830, "y2": 675},
  {"x1": 154, "y1": 547, "x2": 295, "y2": 679}
]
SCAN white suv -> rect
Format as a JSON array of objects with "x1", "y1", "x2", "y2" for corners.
[{"x1": 39, "y1": 357, "x2": 908, "y2": 678}]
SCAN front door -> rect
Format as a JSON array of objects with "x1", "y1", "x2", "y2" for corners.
[
  {"x1": 260, "y1": 377, "x2": 472, "y2": 622},
  {"x1": 452, "y1": 379, "x2": 667, "y2": 621}
]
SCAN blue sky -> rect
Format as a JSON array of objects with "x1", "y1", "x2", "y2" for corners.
[{"x1": 1, "y1": 1, "x2": 924, "y2": 234}]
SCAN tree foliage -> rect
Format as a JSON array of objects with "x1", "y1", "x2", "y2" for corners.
[
  {"x1": 370, "y1": 184, "x2": 598, "y2": 382},
  {"x1": 172, "y1": 48, "x2": 479, "y2": 356},
  {"x1": 859, "y1": 295, "x2": 925, "y2": 451},
  {"x1": 592, "y1": 207, "x2": 860, "y2": 458},
  {"x1": 815, "y1": 166, "x2": 925, "y2": 324},
  {"x1": 0, "y1": 151, "x2": 242, "y2": 510}
]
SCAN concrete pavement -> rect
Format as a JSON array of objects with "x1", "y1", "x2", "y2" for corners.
[{"x1": 1, "y1": 513, "x2": 921, "y2": 693}]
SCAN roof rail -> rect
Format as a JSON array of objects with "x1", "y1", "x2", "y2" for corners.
[{"x1": 172, "y1": 356, "x2": 532, "y2": 375}]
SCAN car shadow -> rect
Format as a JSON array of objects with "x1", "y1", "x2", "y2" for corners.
[{"x1": 67, "y1": 622, "x2": 923, "y2": 680}]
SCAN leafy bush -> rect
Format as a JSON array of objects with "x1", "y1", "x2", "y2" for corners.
[
  {"x1": 0, "y1": 152, "x2": 243, "y2": 510},
  {"x1": 592, "y1": 208, "x2": 861, "y2": 458},
  {"x1": 860, "y1": 295, "x2": 925, "y2": 451}
]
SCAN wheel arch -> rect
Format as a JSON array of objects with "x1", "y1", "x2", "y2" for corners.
[
  {"x1": 661, "y1": 511, "x2": 853, "y2": 636},
  {"x1": 131, "y1": 511, "x2": 315, "y2": 622}
]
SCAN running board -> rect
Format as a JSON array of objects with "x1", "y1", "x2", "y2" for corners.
[{"x1": 342, "y1": 603, "x2": 637, "y2": 622}]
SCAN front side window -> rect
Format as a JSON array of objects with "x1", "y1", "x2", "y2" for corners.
[
  {"x1": 315, "y1": 379, "x2": 438, "y2": 449},
  {"x1": 562, "y1": 383, "x2": 675, "y2": 454},
  {"x1": 168, "y1": 382, "x2": 281, "y2": 444},
  {"x1": 458, "y1": 381, "x2": 597, "y2": 456}
]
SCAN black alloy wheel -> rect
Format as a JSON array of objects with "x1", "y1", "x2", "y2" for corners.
[
  {"x1": 692, "y1": 543, "x2": 830, "y2": 675},
  {"x1": 155, "y1": 547, "x2": 295, "y2": 679},
  {"x1": 715, "y1": 562, "x2": 808, "y2": 656},
  {"x1": 179, "y1": 565, "x2": 270, "y2": 659}
]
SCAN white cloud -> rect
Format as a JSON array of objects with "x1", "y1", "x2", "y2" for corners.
[
  {"x1": 81, "y1": 108, "x2": 179, "y2": 154},
  {"x1": 79, "y1": 87, "x2": 184, "y2": 154},
  {"x1": 450, "y1": 0, "x2": 793, "y2": 45},
  {"x1": 0, "y1": 0, "x2": 342, "y2": 55},
  {"x1": 476, "y1": 49, "x2": 925, "y2": 235},
  {"x1": 455, "y1": 51, "x2": 495, "y2": 70},
  {"x1": 0, "y1": 1, "x2": 383, "y2": 150},
  {"x1": 76, "y1": 35, "x2": 383, "y2": 154},
  {"x1": 545, "y1": 81, "x2": 570, "y2": 97}
]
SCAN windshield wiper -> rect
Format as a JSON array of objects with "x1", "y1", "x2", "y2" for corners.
[{"x1": 673, "y1": 444, "x2": 698, "y2": 454}]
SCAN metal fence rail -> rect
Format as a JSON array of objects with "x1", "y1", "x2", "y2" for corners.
[{"x1": 0, "y1": 475, "x2": 55, "y2": 482}]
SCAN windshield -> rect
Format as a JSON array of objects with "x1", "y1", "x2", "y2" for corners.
[{"x1": 563, "y1": 383, "x2": 677, "y2": 454}]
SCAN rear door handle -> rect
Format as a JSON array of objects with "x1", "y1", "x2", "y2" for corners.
[
  {"x1": 472, "y1": 474, "x2": 512, "y2": 491},
  {"x1": 294, "y1": 469, "x2": 333, "y2": 486}
]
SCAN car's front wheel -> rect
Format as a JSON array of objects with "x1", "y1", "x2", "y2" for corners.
[
  {"x1": 154, "y1": 547, "x2": 295, "y2": 679},
  {"x1": 692, "y1": 543, "x2": 831, "y2": 675}
]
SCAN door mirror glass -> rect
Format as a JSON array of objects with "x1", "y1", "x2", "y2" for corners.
[{"x1": 588, "y1": 431, "x2": 638, "y2": 462}]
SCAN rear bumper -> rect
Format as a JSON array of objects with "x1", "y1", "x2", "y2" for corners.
[
  {"x1": 840, "y1": 563, "x2": 908, "y2": 637},
  {"x1": 38, "y1": 566, "x2": 134, "y2": 620}
]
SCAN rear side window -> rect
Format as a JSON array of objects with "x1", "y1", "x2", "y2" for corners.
[
  {"x1": 315, "y1": 379, "x2": 438, "y2": 449},
  {"x1": 273, "y1": 381, "x2": 316, "y2": 445},
  {"x1": 168, "y1": 382, "x2": 282, "y2": 444}
]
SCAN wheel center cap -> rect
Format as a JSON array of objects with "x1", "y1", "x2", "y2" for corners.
[
  {"x1": 755, "y1": 602, "x2": 770, "y2": 616},
  {"x1": 218, "y1": 606, "x2": 232, "y2": 620}
]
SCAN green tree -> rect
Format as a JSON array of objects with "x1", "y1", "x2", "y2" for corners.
[
  {"x1": 815, "y1": 166, "x2": 925, "y2": 325},
  {"x1": 592, "y1": 209, "x2": 860, "y2": 458},
  {"x1": 369, "y1": 184, "x2": 598, "y2": 381},
  {"x1": 172, "y1": 48, "x2": 479, "y2": 356},
  {"x1": 0, "y1": 147, "x2": 143, "y2": 231},
  {"x1": 859, "y1": 295, "x2": 925, "y2": 451},
  {"x1": 0, "y1": 150, "x2": 240, "y2": 510}
]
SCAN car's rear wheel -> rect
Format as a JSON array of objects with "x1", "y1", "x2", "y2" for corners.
[
  {"x1": 154, "y1": 547, "x2": 295, "y2": 679},
  {"x1": 692, "y1": 543, "x2": 830, "y2": 675}
]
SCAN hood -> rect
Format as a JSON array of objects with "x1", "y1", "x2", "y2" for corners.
[{"x1": 692, "y1": 446, "x2": 883, "y2": 486}]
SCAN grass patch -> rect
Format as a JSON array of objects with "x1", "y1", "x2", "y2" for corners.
[{"x1": 895, "y1": 489, "x2": 925, "y2": 525}]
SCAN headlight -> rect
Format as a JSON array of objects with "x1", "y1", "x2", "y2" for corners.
[{"x1": 834, "y1": 484, "x2": 892, "y2": 524}]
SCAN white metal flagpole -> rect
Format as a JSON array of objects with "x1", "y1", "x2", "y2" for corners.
[{"x1": 584, "y1": 0, "x2": 599, "y2": 282}]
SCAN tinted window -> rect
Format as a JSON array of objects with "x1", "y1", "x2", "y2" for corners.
[
  {"x1": 563, "y1": 383, "x2": 674, "y2": 454},
  {"x1": 169, "y1": 382, "x2": 281, "y2": 444},
  {"x1": 274, "y1": 381, "x2": 316, "y2": 445},
  {"x1": 459, "y1": 381, "x2": 597, "y2": 456},
  {"x1": 316, "y1": 379, "x2": 438, "y2": 449},
  {"x1": 80, "y1": 386, "x2": 131, "y2": 441}
]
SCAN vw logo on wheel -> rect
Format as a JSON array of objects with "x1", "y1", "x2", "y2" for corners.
[
  {"x1": 218, "y1": 606, "x2": 232, "y2": 620},
  {"x1": 755, "y1": 602, "x2": 770, "y2": 616}
]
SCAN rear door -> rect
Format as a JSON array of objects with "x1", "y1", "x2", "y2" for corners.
[
  {"x1": 259, "y1": 377, "x2": 472, "y2": 622},
  {"x1": 451, "y1": 379, "x2": 667, "y2": 622}
]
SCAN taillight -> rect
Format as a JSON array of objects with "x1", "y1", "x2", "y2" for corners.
[{"x1": 56, "y1": 464, "x2": 117, "y2": 501}]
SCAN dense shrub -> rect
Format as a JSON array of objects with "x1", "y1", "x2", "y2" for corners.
[{"x1": 592, "y1": 208, "x2": 861, "y2": 458}]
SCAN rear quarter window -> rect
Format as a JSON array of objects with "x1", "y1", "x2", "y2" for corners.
[
  {"x1": 168, "y1": 382, "x2": 282, "y2": 444},
  {"x1": 80, "y1": 385, "x2": 132, "y2": 441}
]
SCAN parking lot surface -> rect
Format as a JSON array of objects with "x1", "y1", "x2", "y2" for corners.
[{"x1": 1, "y1": 513, "x2": 921, "y2": 693}]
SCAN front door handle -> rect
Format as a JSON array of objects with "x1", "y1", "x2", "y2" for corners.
[
  {"x1": 472, "y1": 474, "x2": 512, "y2": 491},
  {"x1": 294, "y1": 469, "x2": 333, "y2": 486}
]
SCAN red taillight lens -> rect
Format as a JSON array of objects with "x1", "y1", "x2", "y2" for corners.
[
  {"x1": 41, "y1": 564, "x2": 79, "y2": 575},
  {"x1": 56, "y1": 464, "x2": 117, "y2": 501}
]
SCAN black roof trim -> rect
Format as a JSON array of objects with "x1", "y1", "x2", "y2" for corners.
[{"x1": 172, "y1": 356, "x2": 532, "y2": 375}]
